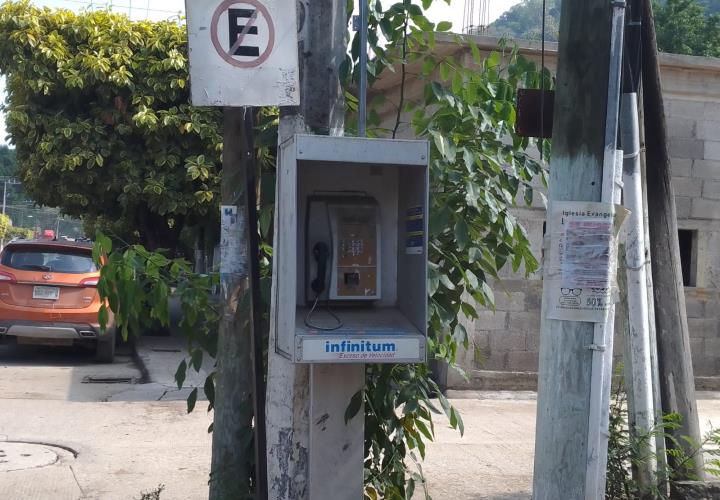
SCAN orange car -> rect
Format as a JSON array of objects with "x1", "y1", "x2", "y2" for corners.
[{"x1": 0, "y1": 239, "x2": 115, "y2": 362}]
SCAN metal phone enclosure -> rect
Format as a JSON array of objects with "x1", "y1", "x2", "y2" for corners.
[{"x1": 273, "y1": 135, "x2": 429, "y2": 364}]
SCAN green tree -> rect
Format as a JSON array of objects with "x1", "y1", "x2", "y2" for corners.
[
  {"x1": 488, "y1": 0, "x2": 561, "y2": 42},
  {"x1": 0, "y1": 2, "x2": 222, "y2": 250},
  {"x1": 488, "y1": 0, "x2": 720, "y2": 58},
  {"x1": 0, "y1": 145, "x2": 16, "y2": 177},
  {"x1": 654, "y1": 0, "x2": 720, "y2": 57}
]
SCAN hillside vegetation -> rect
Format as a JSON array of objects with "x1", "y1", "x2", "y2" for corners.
[{"x1": 488, "y1": 0, "x2": 720, "y2": 57}]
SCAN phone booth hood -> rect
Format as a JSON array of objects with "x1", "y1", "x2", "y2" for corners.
[{"x1": 273, "y1": 135, "x2": 430, "y2": 364}]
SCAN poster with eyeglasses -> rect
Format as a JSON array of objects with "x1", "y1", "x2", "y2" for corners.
[{"x1": 545, "y1": 201, "x2": 629, "y2": 322}]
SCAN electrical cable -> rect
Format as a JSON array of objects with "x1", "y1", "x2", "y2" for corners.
[{"x1": 304, "y1": 199, "x2": 343, "y2": 331}]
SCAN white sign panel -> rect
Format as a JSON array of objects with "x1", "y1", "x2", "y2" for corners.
[
  {"x1": 545, "y1": 201, "x2": 628, "y2": 323},
  {"x1": 186, "y1": 0, "x2": 300, "y2": 107},
  {"x1": 299, "y1": 337, "x2": 423, "y2": 363}
]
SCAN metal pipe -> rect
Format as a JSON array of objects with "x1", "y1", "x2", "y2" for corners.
[
  {"x1": 621, "y1": 91, "x2": 657, "y2": 487},
  {"x1": 358, "y1": 0, "x2": 368, "y2": 136},
  {"x1": 585, "y1": 0, "x2": 626, "y2": 497}
]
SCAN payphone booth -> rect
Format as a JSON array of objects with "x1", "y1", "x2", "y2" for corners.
[{"x1": 274, "y1": 135, "x2": 429, "y2": 364}]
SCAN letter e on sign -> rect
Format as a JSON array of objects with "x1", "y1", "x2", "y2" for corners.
[{"x1": 185, "y1": 0, "x2": 299, "y2": 107}]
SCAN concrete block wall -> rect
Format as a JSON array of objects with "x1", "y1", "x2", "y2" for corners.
[
  {"x1": 449, "y1": 97, "x2": 720, "y2": 388},
  {"x1": 370, "y1": 34, "x2": 720, "y2": 388}
]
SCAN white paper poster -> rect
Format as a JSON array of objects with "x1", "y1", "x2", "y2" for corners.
[
  {"x1": 545, "y1": 201, "x2": 628, "y2": 322},
  {"x1": 220, "y1": 205, "x2": 247, "y2": 275}
]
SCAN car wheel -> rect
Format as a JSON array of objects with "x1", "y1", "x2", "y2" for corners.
[{"x1": 96, "y1": 329, "x2": 116, "y2": 363}]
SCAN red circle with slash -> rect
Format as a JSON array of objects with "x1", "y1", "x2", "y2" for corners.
[{"x1": 210, "y1": 0, "x2": 275, "y2": 68}]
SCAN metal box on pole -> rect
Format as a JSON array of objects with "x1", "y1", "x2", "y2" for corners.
[{"x1": 274, "y1": 134, "x2": 429, "y2": 364}]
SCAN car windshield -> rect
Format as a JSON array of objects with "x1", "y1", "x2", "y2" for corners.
[{"x1": 1, "y1": 247, "x2": 97, "y2": 274}]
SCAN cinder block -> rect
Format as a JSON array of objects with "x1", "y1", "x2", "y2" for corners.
[
  {"x1": 685, "y1": 297, "x2": 706, "y2": 318},
  {"x1": 706, "y1": 141, "x2": 720, "y2": 161},
  {"x1": 526, "y1": 331, "x2": 541, "y2": 351},
  {"x1": 667, "y1": 116, "x2": 696, "y2": 138},
  {"x1": 525, "y1": 285, "x2": 543, "y2": 311},
  {"x1": 506, "y1": 351, "x2": 539, "y2": 372},
  {"x1": 478, "y1": 352, "x2": 507, "y2": 370},
  {"x1": 508, "y1": 311, "x2": 541, "y2": 333},
  {"x1": 697, "y1": 120, "x2": 720, "y2": 141},
  {"x1": 676, "y1": 196, "x2": 691, "y2": 219},
  {"x1": 703, "y1": 336, "x2": 720, "y2": 357},
  {"x1": 688, "y1": 318, "x2": 720, "y2": 338},
  {"x1": 691, "y1": 198, "x2": 720, "y2": 219},
  {"x1": 703, "y1": 180, "x2": 720, "y2": 200},
  {"x1": 692, "y1": 358, "x2": 716, "y2": 377},
  {"x1": 704, "y1": 101, "x2": 720, "y2": 120},
  {"x1": 495, "y1": 291, "x2": 526, "y2": 312},
  {"x1": 668, "y1": 99, "x2": 707, "y2": 119},
  {"x1": 671, "y1": 159, "x2": 693, "y2": 177},
  {"x1": 472, "y1": 329, "x2": 490, "y2": 351},
  {"x1": 693, "y1": 159, "x2": 720, "y2": 179},
  {"x1": 474, "y1": 310, "x2": 508, "y2": 330},
  {"x1": 670, "y1": 138, "x2": 704, "y2": 159},
  {"x1": 690, "y1": 337, "x2": 705, "y2": 360},
  {"x1": 672, "y1": 177, "x2": 703, "y2": 197},
  {"x1": 489, "y1": 331, "x2": 527, "y2": 353}
]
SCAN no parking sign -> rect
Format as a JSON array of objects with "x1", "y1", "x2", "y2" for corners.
[{"x1": 186, "y1": 0, "x2": 299, "y2": 106}]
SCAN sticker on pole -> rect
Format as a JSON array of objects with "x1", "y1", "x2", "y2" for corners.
[
  {"x1": 544, "y1": 201, "x2": 628, "y2": 323},
  {"x1": 186, "y1": 0, "x2": 299, "y2": 107}
]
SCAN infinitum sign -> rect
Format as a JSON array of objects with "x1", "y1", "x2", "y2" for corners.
[{"x1": 185, "y1": 0, "x2": 300, "y2": 106}]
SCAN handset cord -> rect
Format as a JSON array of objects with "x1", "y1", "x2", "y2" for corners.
[{"x1": 304, "y1": 200, "x2": 343, "y2": 331}]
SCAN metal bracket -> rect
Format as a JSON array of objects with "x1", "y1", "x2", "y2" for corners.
[
  {"x1": 586, "y1": 343, "x2": 606, "y2": 352},
  {"x1": 352, "y1": 15, "x2": 360, "y2": 31}
]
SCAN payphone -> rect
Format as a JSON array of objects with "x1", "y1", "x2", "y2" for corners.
[
  {"x1": 273, "y1": 134, "x2": 429, "y2": 364},
  {"x1": 305, "y1": 195, "x2": 381, "y2": 303}
]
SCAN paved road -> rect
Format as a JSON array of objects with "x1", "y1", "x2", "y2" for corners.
[
  {"x1": 4, "y1": 338, "x2": 720, "y2": 500},
  {"x1": 422, "y1": 391, "x2": 720, "y2": 500},
  {"x1": 0, "y1": 339, "x2": 211, "y2": 500}
]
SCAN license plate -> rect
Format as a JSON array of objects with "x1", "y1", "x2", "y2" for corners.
[{"x1": 33, "y1": 286, "x2": 60, "y2": 300}]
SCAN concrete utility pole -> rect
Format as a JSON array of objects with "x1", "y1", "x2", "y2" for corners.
[
  {"x1": 532, "y1": 0, "x2": 625, "y2": 498},
  {"x1": 640, "y1": 0, "x2": 704, "y2": 478},
  {"x1": 265, "y1": 0, "x2": 349, "y2": 498},
  {"x1": 209, "y1": 108, "x2": 257, "y2": 499}
]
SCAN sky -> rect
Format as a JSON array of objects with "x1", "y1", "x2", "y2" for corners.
[{"x1": 0, "y1": 0, "x2": 521, "y2": 145}]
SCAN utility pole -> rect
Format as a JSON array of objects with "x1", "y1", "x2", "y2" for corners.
[
  {"x1": 533, "y1": 0, "x2": 625, "y2": 498},
  {"x1": 640, "y1": 0, "x2": 704, "y2": 478},
  {"x1": 265, "y1": 0, "x2": 349, "y2": 498},
  {"x1": 209, "y1": 108, "x2": 258, "y2": 499},
  {"x1": 620, "y1": 0, "x2": 656, "y2": 491}
]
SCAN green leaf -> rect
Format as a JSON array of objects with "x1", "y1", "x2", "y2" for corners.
[
  {"x1": 436, "y1": 21, "x2": 452, "y2": 32},
  {"x1": 345, "y1": 389, "x2": 363, "y2": 423},
  {"x1": 191, "y1": 349, "x2": 203, "y2": 372},
  {"x1": 454, "y1": 218, "x2": 469, "y2": 250},
  {"x1": 187, "y1": 387, "x2": 198, "y2": 413},
  {"x1": 175, "y1": 359, "x2": 187, "y2": 389},
  {"x1": 204, "y1": 374, "x2": 215, "y2": 411}
]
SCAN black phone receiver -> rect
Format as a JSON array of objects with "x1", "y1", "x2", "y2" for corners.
[{"x1": 311, "y1": 241, "x2": 329, "y2": 295}]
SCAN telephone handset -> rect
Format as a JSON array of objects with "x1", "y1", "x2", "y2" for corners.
[{"x1": 311, "y1": 241, "x2": 329, "y2": 295}]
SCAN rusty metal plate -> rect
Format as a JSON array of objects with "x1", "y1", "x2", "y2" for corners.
[{"x1": 516, "y1": 89, "x2": 555, "y2": 138}]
